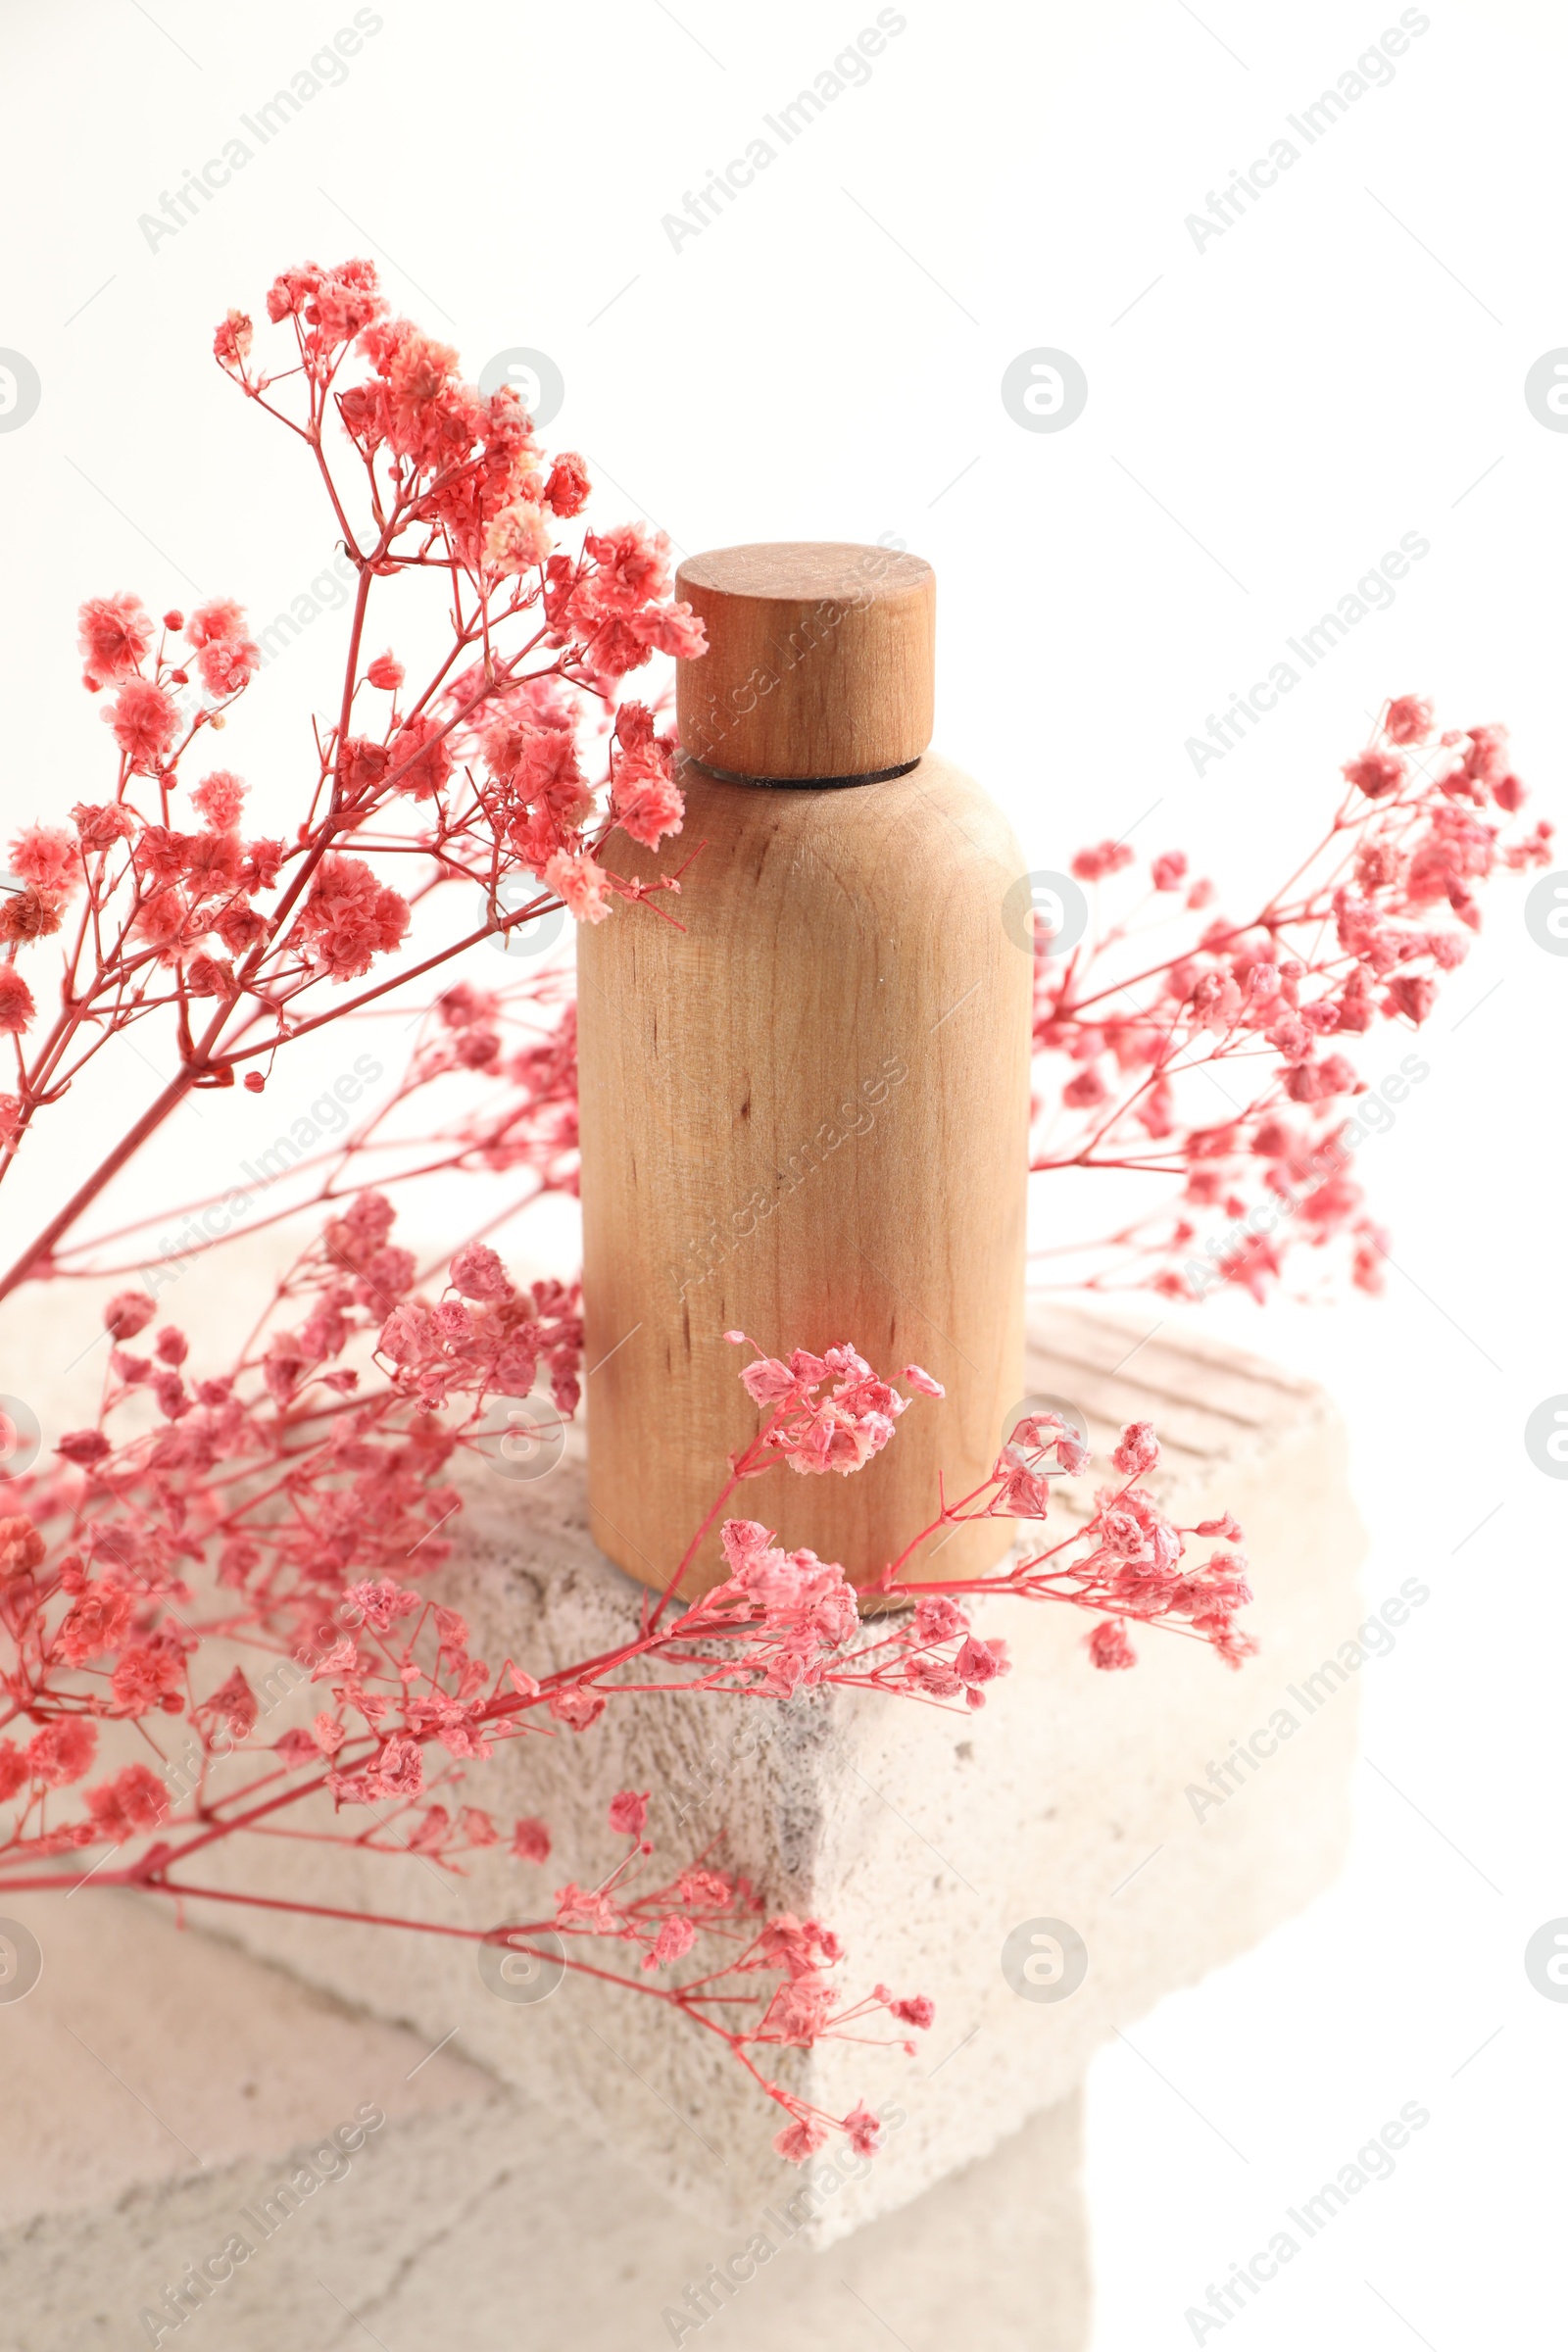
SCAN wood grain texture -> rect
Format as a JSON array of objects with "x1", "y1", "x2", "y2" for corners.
[
  {"x1": 674, "y1": 542, "x2": 935, "y2": 781},
  {"x1": 577, "y1": 751, "x2": 1032, "y2": 1598}
]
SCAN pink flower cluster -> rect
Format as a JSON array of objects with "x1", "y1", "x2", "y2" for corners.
[
  {"x1": 1030, "y1": 700, "x2": 1552, "y2": 1302},
  {"x1": 377, "y1": 1231, "x2": 582, "y2": 1415},
  {"x1": 609, "y1": 701, "x2": 685, "y2": 850},
  {"x1": 297, "y1": 853, "x2": 411, "y2": 982},
  {"x1": 706, "y1": 1519, "x2": 860, "y2": 1694},
  {"x1": 0, "y1": 254, "x2": 708, "y2": 1244},
  {"x1": 725, "y1": 1334, "x2": 941, "y2": 1477}
]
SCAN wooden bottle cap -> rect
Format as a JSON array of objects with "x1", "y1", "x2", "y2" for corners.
[{"x1": 673, "y1": 541, "x2": 935, "y2": 784}]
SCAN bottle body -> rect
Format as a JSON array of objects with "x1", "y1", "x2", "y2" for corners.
[{"x1": 576, "y1": 751, "x2": 1031, "y2": 1599}]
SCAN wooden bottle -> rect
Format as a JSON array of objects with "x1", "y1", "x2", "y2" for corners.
[{"x1": 576, "y1": 543, "x2": 1031, "y2": 1599}]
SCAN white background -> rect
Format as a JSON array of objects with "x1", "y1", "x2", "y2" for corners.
[{"x1": 2, "y1": 1, "x2": 1565, "y2": 2343}]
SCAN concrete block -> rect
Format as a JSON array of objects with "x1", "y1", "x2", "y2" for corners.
[
  {"x1": 161, "y1": 1302, "x2": 1363, "y2": 2245},
  {"x1": 0, "y1": 1889, "x2": 1088, "y2": 2351}
]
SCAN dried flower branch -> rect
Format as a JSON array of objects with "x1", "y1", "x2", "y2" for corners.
[
  {"x1": 0, "y1": 1195, "x2": 1238, "y2": 2156},
  {"x1": 1024, "y1": 697, "x2": 1549, "y2": 1299},
  {"x1": 0, "y1": 256, "x2": 701, "y2": 1303},
  {"x1": 1, "y1": 255, "x2": 1542, "y2": 2168}
]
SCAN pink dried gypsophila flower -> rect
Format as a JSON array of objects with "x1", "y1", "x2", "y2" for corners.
[
  {"x1": 0, "y1": 888, "x2": 62, "y2": 948},
  {"x1": 191, "y1": 770, "x2": 247, "y2": 831},
  {"x1": 448, "y1": 1242, "x2": 514, "y2": 1301},
  {"x1": 1385, "y1": 695, "x2": 1434, "y2": 745},
  {"x1": 1111, "y1": 1420, "x2": 1160, "y2": 1477},
  {"x1": 549, "y1": 1688, "x2": 606, "y2": 1732},
  {"x1": 608, "y1": 1788, "x2": 650, "y2": 1837},
  {"x1": 0, "y1": 967, "x2": 38, "y2": 1034},
  {"x1": 954, "y1": 1635, "x2": 1010, "y2": 1708},
  {"x1": 84, "y1": 1763, "x2": 169, "y2": 1842},
  {"x1": 750, "y1": 1912, "x2": 845, "y2": 1979},
  {"x1": 732, "y1": 1340, "x2": 917, "y2": 1477},
  {"x1": 1004, "y1": 1412, "x2": 1089, "y2": 1477},
  {"x1": 711, "y1": 1520, "x2": 858, "y2": 1644},
  {"x1": 111, "y1": 1639, "x2": 186, "y2": 1716},
  {"x1": 24, "y1": 1718, "x2": 99, "y2": 1786},
  {"x1": 201, "y1": 1668, "x2": 257, "y2": 1740},
  {"x1": 1087, "y1": 1620, "x2": 1137, "y2": 1671},
  {"x1": 544, "y1": 452, "x2": 591, "y2": 516},
  {"x1": 71, "y1": 801, "x2": 136, "y2": 853},
  {"x1": 760, "y1": 1974, "x2": 837, "y2": 2045},
  {"x1": 387, "y1": 714, "x2": 453, "y2": 801},
  {"x1": 55, "y1": 1427, "x2": 110, "y2": 1464},
  {"x1": 77, "y1": 593, "x2": 155, "y2": 688},
  {"x1": 627, "y1": 602, "x2": 706, "y2": 661},
  {"x1": 676, "y1": 1867, "x2": 735, "y2": 1908},
  {"x1": 542, "y1": 850, "x2": 613, "y2": 923},
  {"x1": 106, "y1": 679, "x2": 178, "y2": 772},
  {"x1": 183, "y1": 599, "x2": 247, "y2": 651},
  {"x1": 1063, "y1": 1067, "x2": 1108, "y2": 1108},
  {"x1": 1072, "y1": 840, "x2": 1137, "y2": 883},
  {"x1": 1385, "y1": 973, "x2": 1438, "y2": 1024},
  {"x1": 298, "y1": 856, "x2": 411, "y2": 980},
  {"x1": 344, "y1": 1577, "x2": 419, "y2": 1633},
  {"x1": 904, "y1": 1655, "x2": 963, "y2": 1697},
  {"x1": 9, "y1": 826, "x2": 78, "y2": 898},
  {"x1": 483, "y1": 500, "x2": 553, "y2": 574},
  {"x1": 371, "y1": 1733, "x2": 424, "y2": 1796},
  {"x1": 911, "y1": 1593, "x2": 967, "y2": 1642},
  {"x1": 612, "y1": 760, "x2": 685, "y2": 851},
  {"x1": 642, "y1": 1916, "x2": 697, "y2": 1971},
  {"x1": 555, "y1": 1882, "x2": 618, "y2": 1934},
  {"x1": 270, "y1": 1731, "x2": 319, "y2": 1768},
  {"x1": 54, "y1": 1582, "x2": 135, "y2": 1663},
  {"x1": 1343, "y1": 750, "x2": 1404, "y2": 800},
  {"x1": 214, "y1": 308, "x2": 253, "y2": 367},
  {"x1": 196, "y1": 632, "x2": 260, "y2": 698},
  {"x1": 574, "y1": 523, "x2": 671, "y2": 619}
]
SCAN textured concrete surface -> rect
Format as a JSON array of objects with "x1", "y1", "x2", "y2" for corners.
[
  {"x1": 0, "y1": 1890, "x2": 1089, "y2": 2352},
  {"x1": 148, "y1": 1301, "x2": 1365, "y2": 2244}
]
